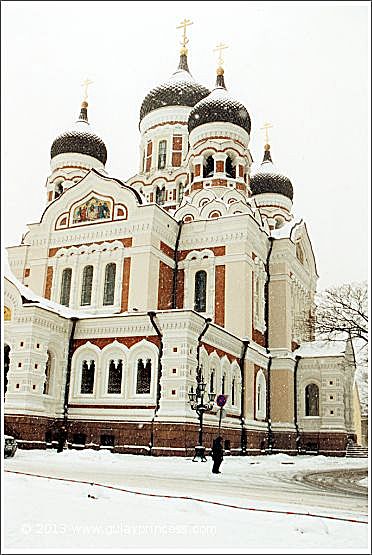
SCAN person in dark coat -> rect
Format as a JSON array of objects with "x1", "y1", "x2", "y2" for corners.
[
  {"x1": 211, "y1": 436, "x2": 224, "y2": 474},
  {"x1": 57, "y1": 426, "x2": 67, "y2": 453}
]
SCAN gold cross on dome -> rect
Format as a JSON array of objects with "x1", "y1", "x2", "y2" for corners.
[
  {"x1": 261, "y1": 122, "x2": 273, "y2": 144},
  {"x1": 176, "y1": 18, "x2": 193, "y2": 48},
  {"x1": 81, "y1": 78, "x2": 93, "y2": 101},
  {"x1": 214, "y1": 42, "x2": 228, "y2": 67}
]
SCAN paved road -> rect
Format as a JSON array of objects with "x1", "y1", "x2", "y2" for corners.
[{"x1": 5, "y1": 454, "x2": 368, "y2": 516}]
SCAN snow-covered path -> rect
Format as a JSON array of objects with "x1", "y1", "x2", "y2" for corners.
[{"x1": 3, "y1": 449, "x2": 369, "y2": 551}]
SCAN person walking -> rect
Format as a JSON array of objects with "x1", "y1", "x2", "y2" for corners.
[{"x1": 211, "y1": 436, "x2": 224, "y2": 474}]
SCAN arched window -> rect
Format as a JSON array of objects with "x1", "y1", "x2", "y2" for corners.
[
  {"x1": 43, "y1": 351, "x2": 52, "y2": 395},
  {"x1": 107, "y1": 359, "x2": 123, "y2": 394},
  {"x1": 210, "y1": 370, "x2": 215, "y2": 394},
  {"x1": 158, "y1": 140, "x2": 167, "y2": 169},
  {"x1": 305, "y1": 384, "x2": 319, "y2": 416},
  {"x1": 156, "y1": 186, "x2": 166, "y2": 205},
  {"x1": 232, "y1": 378, "x2": 235, "y2": 405},
  {"x1": 80, "y1": 360, "x2": 95, "y2": 394},
  {"x1": 4, "y1": 344, "x2": 10, "y2": 395},
  {"x1": 203, "y1": 156, "x2": 214, "y2": 178},
  {"x1": 194, "y1": 270, "x2": 207, "y2": 312},
  {"x1": 54, "y1": 182, "x2": 63, "y2": 199},
  {"x1": 225, "y1": 157, "x2": 236, "y2": 178},
  {"x1": 81, "y1": 265, "x2": 94, "y2": 306},
  {"x1": 222, "y1": 374, "x2": 226, "y2": 395},
  {"x1": 136, "y1": 358, "x2": 151, "y2": 394},
  {"x1": 103, "y1": 263, "x2": 116, "y2": 306},
  {"x1": 296, "y1": 243, "x2": 304, "y2": 264},
  {"x1": 255, "y1": 370, "x2": 267, "y2": 420},
  {"x1": 60, "y1": 268, "x2": 72, "y2": 306}
]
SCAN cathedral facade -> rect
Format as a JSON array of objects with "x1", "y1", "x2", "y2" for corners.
[{"x1": 3, "y1": 35, "x2": 362, "y2": 456}]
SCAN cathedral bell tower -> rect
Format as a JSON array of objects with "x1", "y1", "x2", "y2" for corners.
[{"x1": 45, "y1": 79, "x2": 107, "y2": 205}]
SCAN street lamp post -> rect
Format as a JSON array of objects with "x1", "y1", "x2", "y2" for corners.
[{"x1": 188, "y1": 378, "x2": 215, "y2": 461}]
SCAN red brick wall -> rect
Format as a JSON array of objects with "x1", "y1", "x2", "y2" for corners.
[
  {"x1": 216, "y1": 160, "x2": 224, "y2": 172},
  {"x1": 44, "y1": 267, "x2": 53, "y2": 299},
  {"x1": 73, "y1": 336, "x2": 160, "y2": 352},
  {"x1": 214, "y1": 265, "x2": 225, "y2": 327},
  {"x1": 172, "y1": 152, "x2": 182, "y2": 167},
  {"x1": 121, "y1": 257, "x2": 131, "y2": 312},
  {"x1": 212, "y1": 179, "x2": 227, "y2": 187},
  {"x1": 176, "y1": 269, "x2": 184, "y2": 309},
  {"x1": 194, "y1": 164, "x2": 201, "y2": 177},
  {"x1": 158, "y1": 261, "x2": 173, "y2": 310},
  {"x1": 173, "y1": 136, "x2": 182, "y2": 150},
  {"x1": 178, "y1": 246, "x2": 225, "y2": 261},
  {"x1": 253, "y1": 329, "x2": 266, "y2": 347}
]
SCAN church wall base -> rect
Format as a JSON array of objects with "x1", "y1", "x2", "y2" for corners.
[{"x1": 5, "y1": 415, "x2": 351, "y2": 456}]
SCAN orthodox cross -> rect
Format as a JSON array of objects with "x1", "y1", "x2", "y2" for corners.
[
  {"x1": 214, "y1": 42, "x2": 228, "y2": 67},
  {"x1": 261, "y1": 122, "x2": 273, "y2": 144},
  {"x1": 176, "y1": 18, "x2": 193, "y2": 48},
  {"x1": 81, "y1": 78, "x2": 93, "y2": 101}
]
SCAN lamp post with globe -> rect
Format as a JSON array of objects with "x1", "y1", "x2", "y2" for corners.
[{"x1": 188, "y1": 377, "x2": 215, "y2": 461}]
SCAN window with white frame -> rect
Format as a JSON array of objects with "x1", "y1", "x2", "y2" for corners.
[
  {"x1": 103, "y1": 263, "x2": 116, "y2": 306},
  {"x1": 158, "y1": 140, "x2": 167, "y2": 170},
  {"x1": 43, "y1": 351, "x2": 52, "y2": 395},
  {"x1": 107, "y1": 359, "x2": 123, "y2": 394},
  {"x1": 81, "y1": 265, "x2": 94, "y2": 306},
  {"x1": 255, "y1": 370, "x2": 266, "y2": 420},
  {"x1": 80, "y1": 360, "x2": 95, "y2": 394},
  {"x1": 60, "y1": 268, "x2": 72, "y2": 306},
  {"x1": 194, "y1": 270, "x2": 207, "y2": 312},
  {"x1": 136, "y1": 358, "x2": 152, "y2": 394},
  {"x1": 305, "y1": 383, "x2": 319, "y2": 416}
]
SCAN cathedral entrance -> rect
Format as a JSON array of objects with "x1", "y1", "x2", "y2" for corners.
[{"x1": 4, "y1": 344, "x2": 10, "y2": 395}]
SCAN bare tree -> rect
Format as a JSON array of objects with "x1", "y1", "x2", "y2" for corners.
[{"x1": 313, "y1": 281, "x2": 368, "y2": 342}]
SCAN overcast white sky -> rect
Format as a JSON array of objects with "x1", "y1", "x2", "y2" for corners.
[{"x1": 1, "y1": 1, "x2": 370, "y2": 290}]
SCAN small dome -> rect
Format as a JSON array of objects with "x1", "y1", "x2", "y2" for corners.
[
  {"x1": 139, "y1": 54, "x2": 210, "y2": 123},
  {"x1": 51, "y1": 104, "x2": 107, "y2": 165},
  {"x1": 250, "y1": 147, "x2": 293, "y2": 200},
  {"x1": 188, "y1": 71, "x2": 251, "y2": 134}
]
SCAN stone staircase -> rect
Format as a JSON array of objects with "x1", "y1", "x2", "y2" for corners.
[{"x1": 346, "y1": 443, "x2": 368, "y2": 458}]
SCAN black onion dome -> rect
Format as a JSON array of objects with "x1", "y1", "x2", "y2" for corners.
[
  {"x1": 51, "y1": 103, "x2": 107, "y2": 165},
  {"x1": 250, "y1": 147, "x2": 293, "y2": 200},
  {"x1": 139, "y1": 53, "x2": 210, "y2": 122},
  {"x1": 188, "y1": 71, "x2": 251, "y2": 134}
]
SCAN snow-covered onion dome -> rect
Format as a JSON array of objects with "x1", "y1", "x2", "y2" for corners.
[
  {"x1": 250, "y1": 144, "x2": 294, "y2": 229},
  {"x1": 188, "y1": 68, "x2": 251, "y2": 135},
  {"x1": 46, "y1": 99, "x2": 107, "y2": 204},
  {"x1": 250, "y1": 145, "x2": 293, "y2": 200},
  {"x1": 51, "y1": 101, "x2": 107, "y2": 165},
  {"x1": 139, "y1": 49, "x2": 210, "y2": 125}
]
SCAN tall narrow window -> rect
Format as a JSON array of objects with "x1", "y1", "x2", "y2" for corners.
[
  {"x1": 222, "y1": 374, "x2": 226, "y2": 395},
  {"x1": 194, "y1": 270, "x2": 207, "y2": 312},
  {"x1": 136, "y1": 358, "x2": 151, "y2": 394},
  {"x1": 203, "y1": 156, "x2": 214, "y2": 178},
  {"x1": 257, "y1": 384, "x2": 261, "y2": 411},
  {"x1": 232, "y1": 378, "x2": 235, "y2": 405},
  {"x1": 80, "y1": 360, "x2": 95, "y2": 394},
  {"x1": 60, "y1": 268, "x2": 72, "y2": 306},
  {"x1": 103, "y1": 263, "x2": 116, "y2": 306},
  {"x1": 43, "y1": 351, "x2": 52, "y2": 395},
  {"x1": 178, "y1": 182, "x2": 184, "y2": 203},
  {"x1": 158, "y1": 140, "x2": 167, "y2": 169},
  {"x1": 81, "y1": 265, "x2": 93, "y2": 306},
  {"x1": 156, "y1": 186, "x2": 166, "y2": 205},
  {"x1": 226, "y1": 157, "x2": 236, "y2": 178},
  {"x1": 107, "y1": 359, "x2": 122, "y2": 394},
  {"x1": 305, "y1": 384, "x2": 319, "y2": 416}
]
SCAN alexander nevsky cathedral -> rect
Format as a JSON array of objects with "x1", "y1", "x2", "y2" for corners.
[{"x1": 3, "y1": 23, "x2": 363, "y2": 456}]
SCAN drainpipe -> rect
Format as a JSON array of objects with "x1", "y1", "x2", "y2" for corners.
[
  {"x1": 147, "y1": 311, "x2": 163, "y2": 455},
  {"x1": 294, "y1": 354, "x2": 301, "y2": 453},
  {"x1": 264, "y1": 237, "x2": 274, "y2": 452},
  {"x1": 239, "y1": 340, "x2": 250, "y2": 455},
  {"x1": 61, "y1": 317, "x2": 78, "y2": 447},
  {"x1": 171, "y1": 221, "x2": 183, "y2": 309}
]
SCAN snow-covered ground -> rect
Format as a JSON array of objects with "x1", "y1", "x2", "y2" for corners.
[{"x1": 3, "y1": 449, "x2": 369, "y2": 552}]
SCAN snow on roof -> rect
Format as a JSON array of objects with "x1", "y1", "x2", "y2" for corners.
[
  {"x1": 271, "y1": 217, "x2": 302, "y2": 239},
  {"x1": 294, "y1": 340, "x2": 347, "y2": 358}
]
